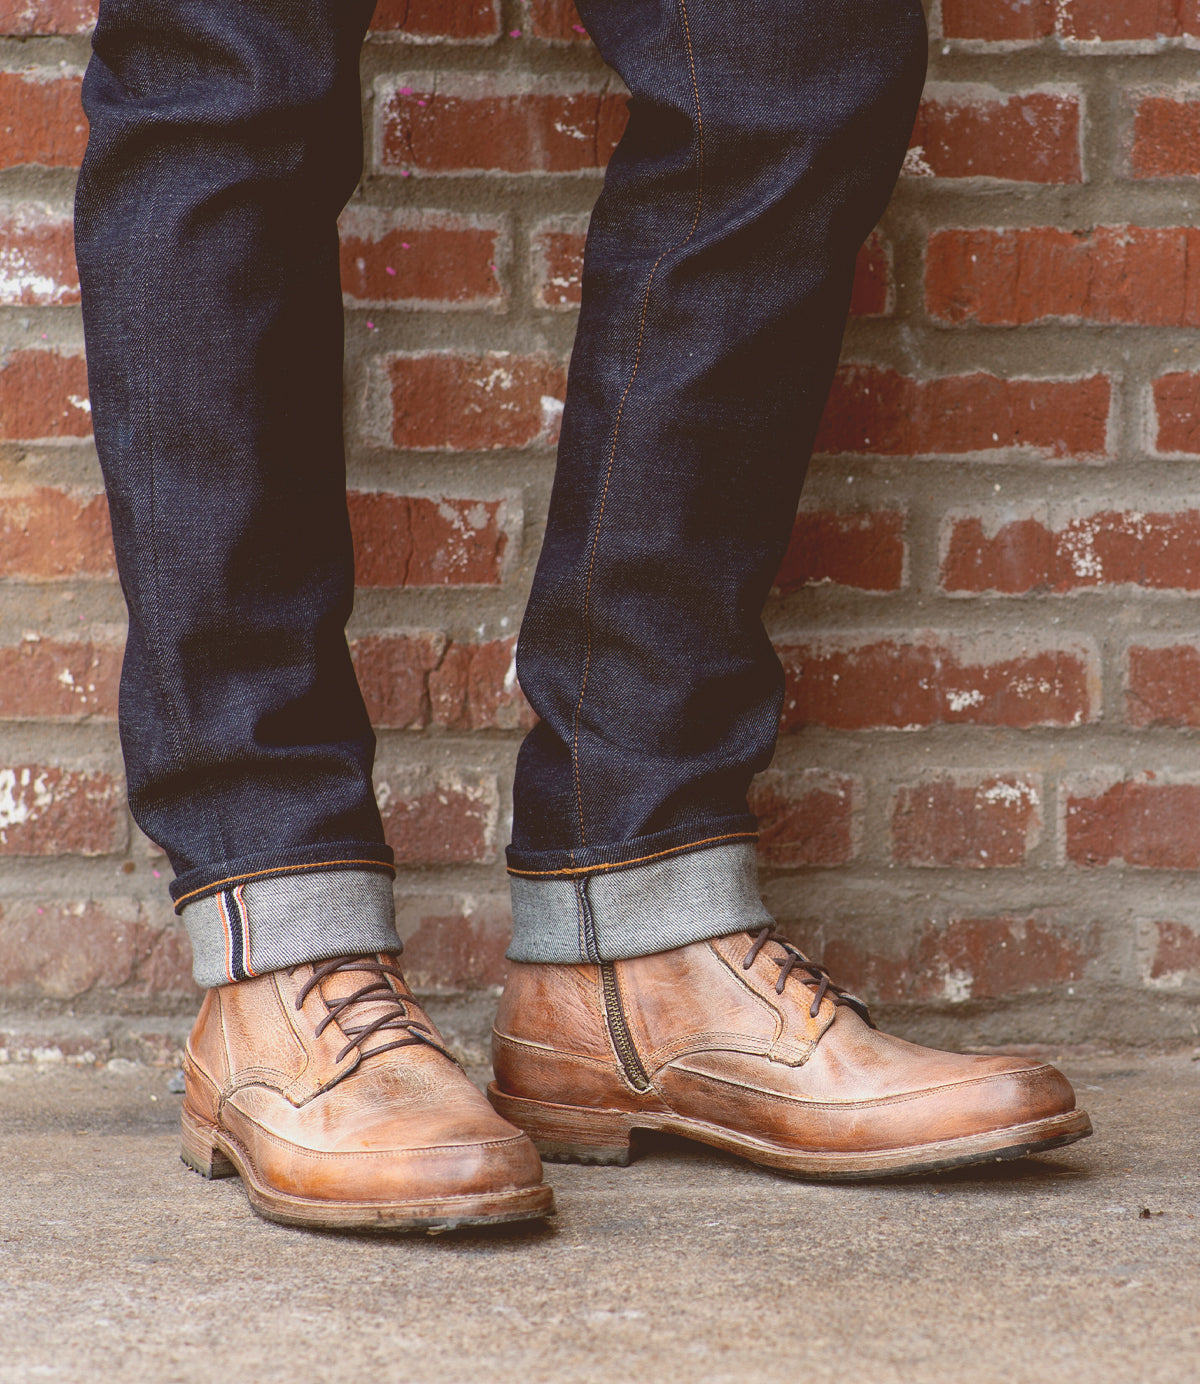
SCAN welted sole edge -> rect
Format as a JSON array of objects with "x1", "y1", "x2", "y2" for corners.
[
  {"x1": 180, "y1": 1105, "x2": 556, "y2": 1231},
  {"x1": 487, "y1": 1084, "x2": 1094, "y2": 1181}
]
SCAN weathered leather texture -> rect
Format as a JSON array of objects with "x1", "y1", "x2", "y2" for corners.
[
  {"x1": 493, "y1": 936, "x2": 1079, "y2": 1154},
  {"x1": 184, "y1": 958, "x2": 547, "y2": 1208}
]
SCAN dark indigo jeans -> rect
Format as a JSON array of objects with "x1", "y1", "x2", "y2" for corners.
[{"x1": 75, "y1": 0, "x2": 926, "y2": 986}]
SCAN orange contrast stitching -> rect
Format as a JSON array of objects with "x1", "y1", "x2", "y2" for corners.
[
  {"x1": 174, "y1": 858, "x2": 395, "y2": 909},
  {"x1": 569, "y1": 0, "x2": 706, "y2": 847},
  {"x1": 507, "y1": 829, "x2": 755, "y2": 879}
]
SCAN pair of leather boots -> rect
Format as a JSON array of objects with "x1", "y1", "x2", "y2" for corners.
[{"x1": 181, "y1": 929, "x2": 1092, "y2": 1230}]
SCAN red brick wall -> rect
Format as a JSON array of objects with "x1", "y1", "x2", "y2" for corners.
[{"x1": 2, "y1": 0, "x2": 1198, "y2": 1050}]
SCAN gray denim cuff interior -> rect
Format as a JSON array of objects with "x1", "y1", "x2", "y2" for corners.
[
  {"x1": 181, "y1": 868, "x2": 400, "y2": 987},
  {"x1": 507, "y1": 839, "x2": 772, "y2": 964}
]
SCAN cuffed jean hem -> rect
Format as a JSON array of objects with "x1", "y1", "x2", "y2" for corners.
[
  {"x1": 180, "y1": 868, "x2": 401, "y2": 988},
  {"x1": 506, "y1": 839, "x2": 772, "y2": 964},
  {"x1": 505, "y1": 815, "x2": 758, "y2": 878},
  {"x1": 169, "y1": 841, "x2": 395, "y2": 912}
]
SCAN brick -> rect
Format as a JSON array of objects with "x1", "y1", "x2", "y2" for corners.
[
  {"x1": 1152, "y1": 372, "x2": 1200, "y2": 454},
  {"x1": 848, "y1": 232, "x2": 892, "y2": 318},
  {"x1": 940, "y1": 0, "x2": 1054, "y2": 41},
  {"x1": 351, "y1": 632, "x2": 534, "y2": 728},
  {"x1": 0, "y1": 0, "x2": 95, "y2": 34},
  {"x1": 0, "y1": 487, "x2": 114, "y2": 579},
  {"x1": 351, "y1": 632, "x2": 446, "y2": 729},
  {"x1": 814, "y1": 365, "x2": 1111, "y2": 459},
  {"x1": 891, "y1": 774, "x2": 1041, "y2": 868},
  {"x1": 1132, "y1": 95, "x2": 1200, "y2": 179},
  {"x1": 941, "y1": 508, "x2": 1200, "y2": 594},
  {"x1": 531, "y1": 215, "x2": 587, "y2": 310},
  {"x1": 1146, "y1": 920, "x2": 1200, "y2": 984},
  {"x1": 782, "y1": 916, "x2": 1091, "y2": 1004},
  {"x1": 0, "y1": 206, "x2": 78, "y2": 306},
  {"x1": 774, "y1": 509, "x2": 905, "y2": 594},
  {"x1": 386, "y1": 351, "x2": 566, "y2": 451},
  {"x1": 1127, "y1": 644, "x2": 1200, "y2": 727},
  {"x1": 0, "y1": 899, "x2": 196, "y2": 1001},
  {"x1": 347, "y1": 492, "x2": 510, "y2": 588},
  {"x1": 910, "y1": 917, "x2": 1091, "y2": 1001},
  {"x1": 338, "y1": 209, "x2": 504, "y2": 309},
  {"x1": 749, "y1": 769, "x2": 856, "y2": 868},
  {"x1": 377, "y1": 74, "x2": 627, "y2": 175},
  {"x1": 0, "y1": 352, "x2": 92, "y2": 441},
  {"x1": 941, "y1": 0, "x2": 1200, "y2": 42},
  {"x1": 907, "y1": 88, "x2": 1081, "y2": 183},
  {"x1": 429, "y1": 636, "x2": 535, "y2": 730},
  {"x1": 0, "y1": 764, "x2": 125, "y2": 856},
  {"x1": 0, "y1": 73, "x2": 87, "y2": 170},
  {"x1": 523, "y1": 0, "x2": 590, "y2": 42},
  {"x1": 1066, "y1": 777, "x2": 1200, "y2": 868},
  {"x1": 0, "y1": 638, "x2": 120, "y2": 718},
  {"x1": 927, "y1": 227, "x2": 1200, "y2": 327},
  {"x1": 778, "y1": 634, "x2": 1096, "y2": 732},
  {"x1": 1059, "y1": 0, "x2": 1200, "y2": 41},
  {"x1": 397, "y1": 896, "x2": 511, "y2": 991},
  {"x1": 369, "y1": 0, "x2": 499, "y2": 40},
  {"x1": 376, "y1": 769, "x2": 497, "y2": 865}
]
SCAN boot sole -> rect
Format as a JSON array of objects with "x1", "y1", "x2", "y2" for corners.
[
  {"x1": 487, "y1": 1085, "x2": 1093, "y2": 1181},
  {"x1": 180, "y1": 1105, "x2": 556, "y2": 1231}
]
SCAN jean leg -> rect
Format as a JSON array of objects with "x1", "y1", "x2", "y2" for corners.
[
  {"x1": 508, "y1": 0, "x2": 927, "y2": 961},
  {"x1": 75, "y1": 0, "x2": 400, "y2": 982}
]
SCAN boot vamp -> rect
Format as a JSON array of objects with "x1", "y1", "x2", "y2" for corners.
[
  {"x1": 222, "y1": 1044, "x2": 542, "y2": 1202},
  {"x1": 658, "y1": 1006, "x2": 1077, "y2": 1152}
]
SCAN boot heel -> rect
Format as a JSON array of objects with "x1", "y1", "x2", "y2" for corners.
[
  {"x1": 180, "y1": 1106, "x2": 237, "y2": 1180},
  {"x1": 487, "y1": 1085, "x2": 636, "y2": 1166}
]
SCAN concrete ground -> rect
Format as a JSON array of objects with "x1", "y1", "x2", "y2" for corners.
[{"x1": 3, "y1": 1026, "x2": 1198, "y2": 1384}]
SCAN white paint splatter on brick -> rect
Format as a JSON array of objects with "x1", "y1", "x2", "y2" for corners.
[
  {"x1": 980, "y1": 779, "x2": 1039, "y2": 809},
  {"x1": 946, "y1": 688, "x2": 985, "y2": 711}
]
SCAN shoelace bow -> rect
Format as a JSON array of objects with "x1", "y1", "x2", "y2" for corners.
[
  {"x1": 741, "y1": 927, "x2": 873, "y2": 1025},
  {"x1": 294, "y1": 956, "x2": 456, "y2": 1081}
]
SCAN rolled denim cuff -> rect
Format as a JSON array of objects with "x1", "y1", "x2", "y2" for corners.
[
  {"x1": 507, "y1": 839, "x2": 772, "y2": 963},
  {"x1": 181, "y1": 869, "x2": 400, "y2": 987}
]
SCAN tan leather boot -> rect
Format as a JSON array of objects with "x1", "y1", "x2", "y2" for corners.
[
  {"x1": 488, "y1": 930, "x2": 1092, "y2": 1179},
  {"x1": 182, "y1": 954, "x2": 554, "y2": 1229}
]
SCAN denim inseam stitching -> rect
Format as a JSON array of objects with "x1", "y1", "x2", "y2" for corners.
[
  {"x1": 568, "y1": 0, "x2": 706, "y2": 851},
  {"x1": 576, "y1": 878, "x2": 601, "y2": 963}
]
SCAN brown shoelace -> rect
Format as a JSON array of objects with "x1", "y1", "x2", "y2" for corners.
[
  {"x1": 295, "y1": 956, "x2": 455, "y2": 1082},
  {"x1": 741, "y1": 927, "x2": 873, "y2": 1024}
]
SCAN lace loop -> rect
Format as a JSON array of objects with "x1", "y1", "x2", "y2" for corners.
[
  {"x1": 294, "y1": 956, "x2": 457, "y2": 1081},
  {"x1": 741, "y1": 927, "x2": 873, "y2": 1025}
]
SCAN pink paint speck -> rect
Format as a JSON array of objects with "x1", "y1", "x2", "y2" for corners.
[
  {"x1": 153, "y1": 869, "x2": 161, "y2": 878},
  {"x1": 385, "y1": 266, "x2": 396, "y2": 276},
  {"x1": 572, "y1": 23, "x2": 586, "y2": 32},
  {"x1": 401, "y1": 242, "x2": 410, "y2": 249},
  {"x1": 510, "y1": 28, "x2": 521, "y2": 36},
  {"x1": 399, "y1": 86, "x2": 412, "y2": 95}
]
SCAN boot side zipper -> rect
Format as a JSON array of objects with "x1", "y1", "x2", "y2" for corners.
[{"x1": 599, "y1": 962, "x2": 652, "y2": 1092}]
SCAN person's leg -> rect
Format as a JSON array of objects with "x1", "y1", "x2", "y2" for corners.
[
  {"x1": 75, "y1": 0, "x2": 551, "y2": 1228},
  {"x1": 507, "y1": 0, "x2": 928, "y2": 954},
  {"x1": 494, "y1": 0, "x2": 1091, "y2": 1175},
  {"x1": 74, "y1": 0, "x2": 396, "y2": 979}
]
